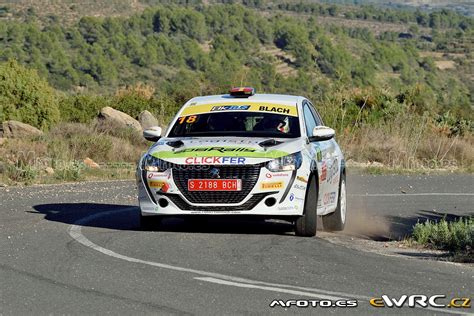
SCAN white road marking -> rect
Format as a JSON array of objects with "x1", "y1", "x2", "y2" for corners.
[
  {"x1": 350, "y1": 193, "x2": 474, "y2": 197},
  {"x1": 194, "y1": 277, "x2": 345, "y2": 300},
  {"x1": 68, "y1": 208, "x2": 471, "y2": 315}
]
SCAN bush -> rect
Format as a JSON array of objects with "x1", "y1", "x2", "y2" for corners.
[
  {"x1": 4, "y1": 163, "x2": 38, "y2": 183},
  {"x1": 59, "y1": 94, "x2": 109, "y2": 123},
  {"x1": 0, "y1": 60, "x2": 60, "y2": 130},
  {"x1": 412, "y1": 217, "x2": 473, "y2": 252},
  {"x1": 54, "y1": 161, "x2": 84, "y2": 181}
]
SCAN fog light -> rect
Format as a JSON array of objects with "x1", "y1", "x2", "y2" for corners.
[
  {"x1": 158, "y1": 198, "x2": 169, "y2": 208},
  {"x1": 264, "y1": 197, "x2": 276, "y2": 207}
]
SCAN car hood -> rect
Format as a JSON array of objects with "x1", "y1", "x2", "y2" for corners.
[{"x1": 148, "y1": 136, "x2": 303, "y2": 164}]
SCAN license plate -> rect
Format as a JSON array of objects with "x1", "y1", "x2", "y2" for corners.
[{"x1": 188, "y1": 179, "x2": 242, "y2": 191}]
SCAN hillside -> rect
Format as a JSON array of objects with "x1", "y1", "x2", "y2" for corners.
[
  {"x1": 0, "y1": 1, "x2": 473, "y2": 184},
  {"x1": 0, "y1": 2, "x2": 472, "y2": 108}
]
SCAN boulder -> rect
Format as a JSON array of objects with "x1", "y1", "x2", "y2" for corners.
[
  {"x1": 83, "y1": 157, "x2": 100, "y2": 169},
  {"x1": 44, "y1": 167, "x2": 55, "y2": 175},
  {"x1": 97, "y1": 107, "x2": 142, "y2": 132},
  {"x1": 138, "y1": 110, "x2": 158, "y2": 130},
  {"x1": 0, "y1": 121, "x2": 43, "y2": 138}
]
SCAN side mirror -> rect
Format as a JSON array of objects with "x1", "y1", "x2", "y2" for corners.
[
  {"x1": 143, "y1": 126, "x2": 162, "y2": 142},
  {"x1": 311, "y1": 126, "x2": 335, "y2": 141}
]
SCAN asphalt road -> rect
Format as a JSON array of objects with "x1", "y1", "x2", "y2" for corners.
[{"x1": 1, "y1": 174, "x2": 473, "y2": 315}]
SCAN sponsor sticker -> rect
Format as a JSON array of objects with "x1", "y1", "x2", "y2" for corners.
[
  {"x1": 266, "y1": 172, "x2": 289, "y2": 178},
  {"x1": 153, "y1": 147, "x2": 288, "y2": 159},
  {"x1": 148, "y1": 180, "x2": 170, "y2": 193},
  {"x1": 211, "y1": 105, "x2": 250, "y2": 111},
  {"x1": 147, "y1": 172, "x2": 170, "y2": 179},
  {"x1": 293, "y1": 184, "x2": 306, "y2": 191},
  {"x1": 320, "y1": 162, "x2": 327, "y2": 182},
  {"x1": 316, "y1": 147, "x2": 323, "y2": 162},
  {"x1": 327, "y1": 159, "x2": 339, "y2": 183},
  {"x1": 323, "y1": 192, "x2": 337, "y2": 205},
  {"x1": 258, "y1": 105, "x2": 291, "y2": 114},
  {"x1": 296, "y1": 176, "x2": 308, "y2": 183},
  {"x1": 261, "y1": 181, "x2": 284, "y2": 190},
  {"x1": 277, "y1": 205, "x2": 298, "y2": 211},
  {"x1": 180, "y1": 103, "x2": 298, "y2": 117},
  {"x1": 182, "y1": 146, "x2": 255, "y2": 153},
  {"x1": 184, "y1": 157, "x2": 246, "y2": 164}
]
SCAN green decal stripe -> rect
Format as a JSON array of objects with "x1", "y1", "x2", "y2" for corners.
[{"x1": 151, "y1": 148, "x2": 289, "y2": 159}]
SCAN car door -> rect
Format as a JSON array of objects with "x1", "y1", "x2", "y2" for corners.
[
  {"x1": 308, "y1": 101, "x2": 340, "y2": 214},
  {"x1": 302, "y1": 101, "x2": 333, "y2": 214}
]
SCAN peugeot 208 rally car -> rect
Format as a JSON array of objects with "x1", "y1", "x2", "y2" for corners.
[{"x1": 137, "y1": 87, "x2": 346, "y2": 236}]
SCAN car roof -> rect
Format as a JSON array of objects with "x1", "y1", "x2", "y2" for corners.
[{"x1": 185, "y1": 93, "x2": 303, "y2": 106}]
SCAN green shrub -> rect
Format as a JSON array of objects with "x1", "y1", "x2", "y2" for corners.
[
  {"x1": 5, "y1": 163, "x2": 38, "y2": 183},
  {"x1": 0, "y1": 60, "x2": 60, "y2": 130},
  {"x1": 113, "y1": 93, "x2": 154, "y2": 119},
  {"x1": 54, "y1": 161, "x2": 84, "y2": 181},
  {"x1": 412, "y1": 217, "x2": 473, "y2": 252},
  {"x1": 59, "y1": 94, "x2": 109, "y2": 123}
]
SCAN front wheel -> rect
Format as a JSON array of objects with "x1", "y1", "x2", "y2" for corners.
[
  {"x1": 322, "y1": 173, "x2": 347, "y2": 231},
  {"x1": 294, "y1": 175, "x2": 318, "y2": 237}
]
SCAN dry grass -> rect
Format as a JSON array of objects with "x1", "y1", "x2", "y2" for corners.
[
  {"x1": 338, "y1": 114, "x2": 474, "y2": 171},
  {"x1": 0, "y1": 122, "x2": 147, "y2": 184},
  {"x1": 434, "y1": 60, "x2": 456, "y2": 70}
]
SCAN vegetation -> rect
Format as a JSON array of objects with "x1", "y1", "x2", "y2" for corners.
[
  {"x1": 0, "y1": 2, "x2": 472, "y2": 184},
  {"x1": 0, "y1": 60, "x2": 60, "y2": 130},
  {"x1": 0, "y1": 122, "x2": 145, "y2": 184},
  {"x1": 410, "y1": 217, "x2": 473, "y2": 262}
]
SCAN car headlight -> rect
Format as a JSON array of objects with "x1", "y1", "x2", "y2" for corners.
[
  {"x1": 266, "y1": 152, "x2": 302, "y2": 172},
  {"x1": 142, "y1": 154, "x2": 168, "y2": 172}
]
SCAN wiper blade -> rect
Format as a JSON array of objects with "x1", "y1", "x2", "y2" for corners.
[
  {"x1": 258, "y1": 139, "x2": 282, "y2": 149},
  {"x1": 167, "y1": 140, "x2": 184, "y2": 149}
]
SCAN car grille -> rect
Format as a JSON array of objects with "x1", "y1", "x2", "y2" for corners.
[
  {"x1": 171, "y1": 164, "x2": 262, "y2": 204},
  {"x1": 165, "y1": 192, "x2": 273, "y2": 211}
]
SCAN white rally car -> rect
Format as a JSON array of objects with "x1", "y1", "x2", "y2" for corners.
[{"x1": 137, "y1": 87, "x2": 346, "y2": 236}]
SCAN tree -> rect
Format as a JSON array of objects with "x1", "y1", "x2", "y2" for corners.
[{"x1": 0, "y1": 60, "x2": 60, "y2": 130}]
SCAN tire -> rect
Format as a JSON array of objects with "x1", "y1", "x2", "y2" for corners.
[
  {"x1": 322, "y1": 172, "x2": 347, "y2": 231},
  {"x1": 294, "y1": 175, "x2": 318, "y2": 237},
  {"x1": 140, "y1": 214, "x2": 163, "y2": 231}
]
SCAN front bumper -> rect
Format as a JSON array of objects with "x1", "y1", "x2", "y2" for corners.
[{"x1": 137, "y1": 164, "x2": 309, "y2": 216}]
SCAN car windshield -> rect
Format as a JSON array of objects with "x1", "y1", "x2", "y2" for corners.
[{"x1": 168, "y1": 111, "x2": 301, "y2": 138}]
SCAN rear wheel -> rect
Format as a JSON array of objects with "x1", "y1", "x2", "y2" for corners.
[
  {"x1": 322, "y1": 172, "x2": 346, "y2": 231},
  {"x1": 140, "y1": 214, "x2": 163, "y2": 231},
  {"x1": 294, "y1": 176, "x2": 318, "y2": 237}
]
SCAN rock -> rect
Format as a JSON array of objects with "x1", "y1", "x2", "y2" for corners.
[
  {"x1": 0, "y1": 138, "x2": 5, "y2": 146},
  {"x1": 97, "y1": 107, "x2": 142, "y2": 132},
  {"x1": 0, "y1": 121, "x2": 43, "y2": 138},
  {"x1": 45, "y1": 167, "x2": 55, "y2": 175},
  {"x1": 84, "y1": 157, "x2": 100, "y2": 169},
  {"x1": 138, "y1": 110, "x2": 158, "y2": 130}
]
